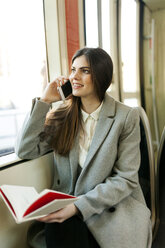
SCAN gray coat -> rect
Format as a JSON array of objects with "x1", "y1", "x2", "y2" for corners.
[{"x1": 15, "y1": 93, "x2": 152, "y2": 248}]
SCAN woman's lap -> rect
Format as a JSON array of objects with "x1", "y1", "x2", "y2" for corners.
[{"x1": 45, "y1": 216, "x2": 100, "y2": 248}]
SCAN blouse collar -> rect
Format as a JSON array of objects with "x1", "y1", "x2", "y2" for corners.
[{"x1": 81, "y1": 102, "x2": 103, "y2": 122}]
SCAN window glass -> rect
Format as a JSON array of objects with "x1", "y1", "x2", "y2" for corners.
[
  {"x1": 84, "y1": 0, "x2": 115, "y2": 95},
  {"x1": 121, "y1": 0, "x2": 137, "y2": 92},
  {"x1": 84, "y1": 0, "x2": 99, "y2": 47},
  {"x1": 101, "y1": 0, "x2": 111, "y2": 54},
  {"x1": 120, "y1": 0, "x2": 140, "y2": 106},
  {"x1": 0, "y1": 0, "x2": 47, "y2": 156},
  {"x1": 124, "y1": 98, "x2": 138, "y2": 107},
  {"x1": 84, "y1": 0, "x2": 111, "y2": 52}
]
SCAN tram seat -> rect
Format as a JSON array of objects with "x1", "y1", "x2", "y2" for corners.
[
  {"x1": 135, "y1": 107, "x2": 156, "y2": 234},
  {"x1": 152, "y1": 126, "x2": 165, "y2": 244}
]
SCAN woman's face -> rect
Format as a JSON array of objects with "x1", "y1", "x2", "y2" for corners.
[{"x1": 69, "y1": 55, "x2": 98, "y2": 101}]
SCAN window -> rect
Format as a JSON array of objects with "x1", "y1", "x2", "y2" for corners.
[
  {"x1": 84, "y1": 0, "x2": 99, "y2": 47},
  {"x1": 0, "y1": 0, "x2": 48, "y2": 156},
  {"x1": 120, "y1": 0, "x2": 140, "y2": 107},
  {"x1": 84, "y1": 0, "x2": 111, "y2": 51},
  {"x1": 83, "y1": 0, "x2": 119, "y2": 100},
  {"x1": 101, "y1": 0, "x2": 111, "y2": 54}
]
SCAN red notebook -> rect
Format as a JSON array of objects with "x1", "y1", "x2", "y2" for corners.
[{"x1": 0, "y1": 185, "x2": 78, "y2": 224}]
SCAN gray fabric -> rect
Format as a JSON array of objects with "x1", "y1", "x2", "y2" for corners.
[{"x1": 15, "y1": 94, "x2": 152, "y2": 248}]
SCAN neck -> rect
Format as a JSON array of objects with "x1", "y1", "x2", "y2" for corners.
[{"x1": 81, "y1": 97, "x2": 101, "y2": 114}]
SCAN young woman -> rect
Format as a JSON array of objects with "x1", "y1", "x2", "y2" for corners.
[{"x1": 15, "y1": 47, "x2": 152, "y2": 248}]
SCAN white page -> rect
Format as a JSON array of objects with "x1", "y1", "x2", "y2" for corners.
[{"x1": 1, "y1": 185, "x2": 39, "y2": 220}]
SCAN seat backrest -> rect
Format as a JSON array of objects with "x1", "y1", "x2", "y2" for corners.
[
  {"x1": 136, "y1": 107, "x2": 156, "y2": 233},
  {"x1": 154, "y1": 126, "x2": 165, "y2": 239}
]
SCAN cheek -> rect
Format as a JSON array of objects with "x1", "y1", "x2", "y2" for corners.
[
  {"x1": 86, "y1": 80, "x2": 94, "y2": 90},
  {"x1": 69, "y1": 74, "x2": 73, "y2": 82},
  {"x1": 83, "y1": 75, "x2": 92, "y2": 85}
]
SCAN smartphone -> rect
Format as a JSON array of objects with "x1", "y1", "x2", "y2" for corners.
[{"x1": 57, "y1": 80, "x2": 72, "y2": 101}]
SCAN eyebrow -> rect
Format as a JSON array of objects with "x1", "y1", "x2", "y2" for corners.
[{"x1": 71, "y1": 66, "x2": 90, "y2": 69}]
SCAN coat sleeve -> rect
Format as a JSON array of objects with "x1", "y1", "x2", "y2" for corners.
[
  {"x1": 74, "y1": 108, "x2": 141, "y2": 221},
  {"x1": 15, "y1": 98, "x2": 53, "y2": 159}
]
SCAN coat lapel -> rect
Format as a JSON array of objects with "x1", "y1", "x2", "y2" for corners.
[
  {"x1": 69, "y1": 94, "x2": 116, "y2": 192},
  {"x1": 83, "y1": 118, "x2": 114, "y2": 168},
  {"x1": 83, "y1": 94, "x2": 116, "y2": 169}
]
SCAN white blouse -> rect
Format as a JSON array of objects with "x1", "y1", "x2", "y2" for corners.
[{"x1": 79, "y1": 103, "x2": 103, "y2": 168}]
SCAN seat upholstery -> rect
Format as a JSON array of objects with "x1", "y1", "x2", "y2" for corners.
[
  {"x1": 153, "y1": 126, "x2": 165, "y2": 243},
  {"x1": 136, "y1": 107, "x2": 156, "y2": 234}
]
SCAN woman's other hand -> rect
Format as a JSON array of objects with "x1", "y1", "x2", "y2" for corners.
[
  {"x1": 41, "y1": 77, "x2": 68, "y2": 104},
  {"x1": 37, "y1": 203, "x2": 79, "y2": 223}
]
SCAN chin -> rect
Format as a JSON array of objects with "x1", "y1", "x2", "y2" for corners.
[{"x1": 72, "y1": 91, "x2": 82, "y2": 97}]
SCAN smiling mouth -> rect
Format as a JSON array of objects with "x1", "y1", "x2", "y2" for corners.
[{"x1": 73, "y1": 83, "x2": 83, "y2": 89}]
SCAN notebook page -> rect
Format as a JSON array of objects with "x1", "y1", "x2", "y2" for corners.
[{"x1": 1, "y1": 185, "x2": 38, "y2": 220}]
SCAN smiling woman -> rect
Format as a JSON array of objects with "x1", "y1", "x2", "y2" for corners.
[
  {"x1": 38, "y1": 47, "x2": 113, "y2": 156},
  {"x1": 15, "y1": 47, "x2": 152, "y2": 248},
  {"x1": 1, "y1": 0, "x2": 165, "y2": 247}
]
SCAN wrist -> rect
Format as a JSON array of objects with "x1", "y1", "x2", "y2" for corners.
[
  {"x1": 40, "y1": 98, "x2": 52, "y2": 104},
  {"x1": 73, "y1": 204, "x2": 82, "y2": 218}
]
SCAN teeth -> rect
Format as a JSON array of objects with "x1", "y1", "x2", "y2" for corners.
[
  {"x1": 73, "y1": 83, "x2": 83, "y2": 87},
  {"x1": 73, "y1": 83, "x2": 82, "y2": 86}
]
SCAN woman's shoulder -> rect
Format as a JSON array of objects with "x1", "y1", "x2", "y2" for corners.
[
  {"x1": 104, "y1": 93, "x2": 139, "y2": 120},
  {"x1": 47, "y1": 100, "x2": 70, "y2": 117}
]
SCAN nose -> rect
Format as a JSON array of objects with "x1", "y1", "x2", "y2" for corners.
[{"x1": 70, "y1": 69, "x2": 80, "y2": 81}]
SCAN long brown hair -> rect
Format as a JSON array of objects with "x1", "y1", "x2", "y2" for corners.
[{"x1": 40, "y1": 47, "x2": 113, "y2": 155}]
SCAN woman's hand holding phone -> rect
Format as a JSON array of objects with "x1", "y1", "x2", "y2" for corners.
[
  {"x1": 57, "y1": 80, "x2": 72, "y2": 101},
  {"x1": 41, "y1": 77, "x2": 69, "y2": 104}
]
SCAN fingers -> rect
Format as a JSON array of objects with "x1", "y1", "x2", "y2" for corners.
[
  {"x1": 41, "y1": 76, "x2": 69, "y2": 103},
  {"x1": 38, "y1": 216, "x2": 64, "y2": 223},
  {"x1": 38, "y1": 210, "x2": 64, "y2": 223},
  {"x1": 48, "y1": 76, "x2": 69, "y2": 90},
  {"x1": 37, "y1": 204, "x2": 78, "y2": 223},
  {"x1": 54, "y1": 76, "x2": 69, "y2": 87}
]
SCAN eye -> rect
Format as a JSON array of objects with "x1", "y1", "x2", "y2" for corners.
[
  {"x1": 71, "y1": 67, "x2": 76, "y2": 72},
  {"x1": 82, "y1": 69, "x2": 90, "y2": 74}
]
